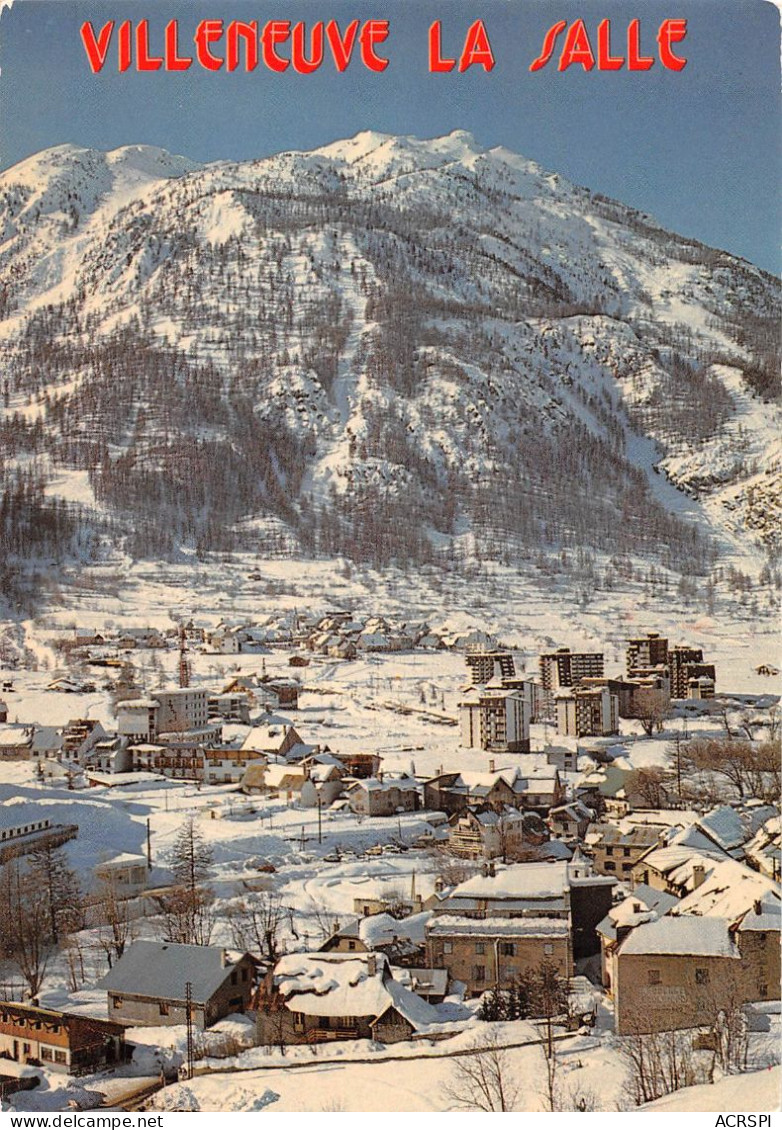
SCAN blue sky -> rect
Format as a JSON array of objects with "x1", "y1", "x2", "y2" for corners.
[{"x1": 0, "y1": 0, "x2": 779, "y2": 272}]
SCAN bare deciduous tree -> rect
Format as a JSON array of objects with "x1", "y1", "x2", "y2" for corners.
[
  {"x1": 0, "y1": 862, "x2": 52, "y2": 999},
  {"x1": 441, "y1": 1029, "x2": 521, "y2": 1112},
  {"x1": 226, "y1": 892, "x2": 286, "y2": 961},
  {"x1": 95, "y1": 877, "x2": 136, "y2": 967}
]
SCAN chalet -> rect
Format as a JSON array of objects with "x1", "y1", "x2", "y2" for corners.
[
  {"x1": 339, "y1": 751, "x2": 382, "y2": 779},
  {"x1": 100, "y1": 941, "x2": 257, "y2": 1028},
  {"x1": 241, "y1": 723, "x2": 303, "y2": 761},
  {"x1": 61, "y1": 719, "x2": 107, "y2": 760},
  {"x1": 256, "y1": 952, "x2": 445, "y2": 1046},
  {"x1": 319, "y1": 912, "x2": 429, "y2": 965},
  {"x1": 254, "y1": 762, "x2": 307, "y2": 799},
  {"x1": 424, "y1": 768, "x2": 525, "y2": 815},
  {"x1": 201, "y1": 741, "x2": 257, "y2": 785},
  {"x1": 424, "y1": 766, "x2": 563, "y2": 817},
  {"x1": 0, "y1": 1003, "x2": 126, "y2": 1074},
  {"x1": 347, "y1": 775, "x2": 419, "y2": 816},
  {"x1": 259, "y1": 675, "x2": 300, "y2": 708},
  {"x1": 447, "y1": 807, "x2": 528, "y2": 861}
]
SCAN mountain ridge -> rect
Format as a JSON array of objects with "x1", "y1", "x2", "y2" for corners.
[{"x1": 0, "y1": 131, "x2": 778, "y2": 588}]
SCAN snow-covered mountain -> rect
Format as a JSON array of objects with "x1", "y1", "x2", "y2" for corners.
[{"x1": 0, "y1": 131, "x2": 778, "y2": 577}]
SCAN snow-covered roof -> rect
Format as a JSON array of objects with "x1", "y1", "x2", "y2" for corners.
[
  {"x1": 619, "y1": 916, "x2": 739, "y2": 958},
  {"x1": 273, "y1": 952, "x2": 442, "y2": 1031},
  {"x1": 241, "y1": 724, "x2": 296, "y2": 751},
  {"x1": 0, "y1": 727, "x2": 32, "y2": 747},
  {"x1": 350, "y1": 775, "x2": 418, "y2": 793},
  {"x1": 449, "y1": 861, "x2": 570, "y2": 901},
  {"x1": 735, "y1": 894, "x2": 781, "y2": 932},
  {"x1": 358, "y1": 910, "x2": 431, "y2": 948},
  {"x1": 637, "y1": 845, "x2": 726, "y2": 883},
  {"x1": 95, "y1": 851, "x2": 148, "y2": 870},
  {"x1": 263, "y1": 763, "x2": 306, "y2": 789},
  {"x1": 695, "y1": 805, "x2": 748, "y2": 855},
  {"x1": 670, "y1": 859, "x2": 781, "y2": 920},
  {"x1": 427, "y1": 915, "x2": 569, "y2": 938},
  {"x1": 100, "y1": 940, "x2": 251, "y2": 1003}
]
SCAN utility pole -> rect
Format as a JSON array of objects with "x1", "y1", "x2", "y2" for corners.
[
  {"x1": 185, "y1": 980, "x2": 195, "y2": 1080},
  {"x1": 317, "y1": 795, "x2": 322, "y2": 844},
  {"x1": 146, "y1": 818, "x2": 152, "y2": 869}
]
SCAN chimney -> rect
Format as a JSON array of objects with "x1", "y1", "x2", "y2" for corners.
[
  {"x1": 367, "y1": 954, "x2": 377, "y2": 976},
  {"x1": 489, "y1": 759, "x2": 495, "y2": 773},
  {"x1": 488, "y1": 861, "x2": 496, "y2": 877},
  {"x1": 221, "y1": 950, "x2": 231, "y2": 967},
  {"x1": 754, "y1": 899, "x2": 763, "y2": 916},
  {"x1": 692, "y1": 863, "x2": 706, "y2": 889},
  {"x1": 332, "y1": 918, "x2": 340, "y2": 935}
]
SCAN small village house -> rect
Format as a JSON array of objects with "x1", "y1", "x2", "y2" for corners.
[{"x1": 100, "y1": 941, "x2": 257, "y2": 1028}]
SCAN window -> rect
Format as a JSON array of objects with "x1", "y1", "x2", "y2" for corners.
[
  {"x1": 40, "y1": 1047, "x2": 54, "y2": 1062},
  {"x1": 348, "y1": 940, "x2": 357, "y2": 951},
  {"x1": 695, "y1": 968, "x2": 709, "y2": 985},
  {"x1": 473, "y1": 966, "x2": 486, "y2": 982},
  {"x1": 605, "y1": 846, "x2": 614, "y2": 856},
  {"x1": 443, "y1": 941, "x2": 453, "y2": 954},
  {"x1": 475, "y1": 942, "x2": 486, "y2": 955},
  {"x1": 500, "y1": 942, "x2": 515, "y2": 957},
  {"x1": 159, "y1": 1002, "x2": 170, "y2": 1016},
  {"x1": 544, "y1": 943, "x2": 554, "y2": 956},
  {"x1": 623, "y1": 848, "x2": 631, "y2": 857},
  {"x1": 54, "y1": 1050, "x2": 67, "y2": 1065},
  {"x1": 112, "y1": 996, "x2": 123, "y2": 1009},
  {"x1": 648, "y1": 970, "x2": 661, "y2": 985},
  {"x1": 604, "y1": 861, "x2": 616, "y2": 871},
  {"x1": 230, "y1": 971, "x2": 238, "y2": 985}
]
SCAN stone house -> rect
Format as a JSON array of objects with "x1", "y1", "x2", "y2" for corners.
[
  {"x1": 587, "y1": 822, "x2": 665, "y2": 879},
  {"x1": 426, "y1": 861, "x2": 615, "y2": 996},
  {"x1": 347, "y1": 775, "x2": 419, "y2": 816},
  {"x1": 611, "y1": 898, "x2": 780, "y2": 1034},
  {"x1": 100, "y1": 941, "x2": 257, "y2": 1028}
]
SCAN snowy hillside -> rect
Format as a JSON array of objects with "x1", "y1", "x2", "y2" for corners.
[{"x1": 0, "y1": 131, "x2": 778, "y2": 586}]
